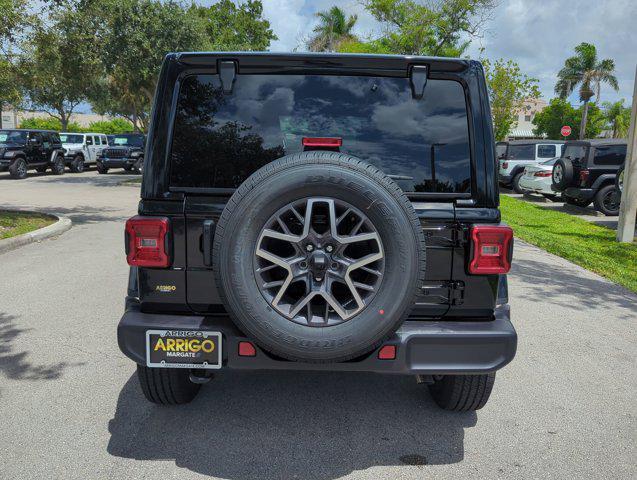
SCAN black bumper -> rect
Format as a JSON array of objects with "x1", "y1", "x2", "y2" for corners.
[
  {"x1": 118, "y1": 303, "x2": 517, "y2": 375},
  {"x1": 98, "y1": 157, "x2": 136, "y2": 168},
  {"x1": 563, "y1": 187, "x2": 595, "y2": 202}
]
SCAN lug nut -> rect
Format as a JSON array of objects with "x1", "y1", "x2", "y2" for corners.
[
  {"x1": 315, "y1": 276, "x2": 322, "y2": 282},
  {"x1": 331, "y1": 262, "x2": 338, "y2": 269},
  {"x1": 306, "y1": 244, "x2": 314, "y2": 252},
  {"x1": 326, "y1": 245, "x2": 334, "y2": 253},
  {"x1": 299, "y1": 261, "x2": 308, "y2": 269}
]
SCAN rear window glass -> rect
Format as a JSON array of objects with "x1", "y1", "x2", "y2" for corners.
[
  {"x1": 505, "y1": 144, "x2": 535, "y2": 160},
  {"x1": 562, "y1": 145, "x2": 587, "y2": 164},
  {"x1": 170, "y1": 74, "x2": 472, "y2": 193},
  {"x1": 537, "y1": 144, "x2": 556, "y2": 158},
  {"x1": 496, "y1": 143, "x2": 507, "y2": 159},
  {"x1": 593, "y1": 145, "x2": 626, "y2": 165}
]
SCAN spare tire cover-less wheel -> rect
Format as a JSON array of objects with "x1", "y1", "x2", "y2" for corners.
[
  {"x1": 213, "y1": 152, "x2": 426, "y2": 363},
  {"x1": 552, "y1": 158, "x2": 573, "y2": 191}
]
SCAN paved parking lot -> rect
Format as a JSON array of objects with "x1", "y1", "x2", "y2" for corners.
[{"x1": 1, "y1": 171, "x2": 636, "y2": 479}]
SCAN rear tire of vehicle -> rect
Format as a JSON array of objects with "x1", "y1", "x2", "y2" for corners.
[
  {"x1": 50, "y1": 154, "x2": 65, "y2": 175},
  {"x1": 428, "y1": 373, "x2": 496, "y2": 411},
  {"x1": 552, "y1": 158, "x2": 573, "y2": 191},
  {"x1": 136, "y1": 364, "x2": 201, "y2": 405},
  {"x1": 593, "y1": 184, "x2": 621, "y2": 216},
  {"x1": 70, "y1": 156, "x2": 85, "y2": 173},
  {"x1": 123, "y1": 165, "x2": 133, "y2": 171},
  {"x1": 564, "y1": 197, "x2": 591, "y2": 208},
  {"x1": 133, "y1": 158, "x2": 143, "y2": 174},
  {"x1": 9, "y1": 158, "x2": 28, "y2": 179},
  {"x1": 97, "y1": 164, "x2": 109, "y2": 174},
  {"x1": 511, "y1": 172, "x2": 524, "y2": 194},
  {"x1": 616, "y1": 165, "x2": 624, "y2": 193},
  {"x1": 213, "y1": 151, "x2": 426, "y2": 363}
]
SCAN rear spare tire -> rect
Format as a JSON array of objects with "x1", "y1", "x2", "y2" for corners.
[
  {"x1": 213, "y1": 152, "x2": 426, "y2": 363},
  {"x1": 552, "y1": 158, "x2": 573, "y2": 191}
]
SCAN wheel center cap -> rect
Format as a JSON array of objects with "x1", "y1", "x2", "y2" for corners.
[{"x1": 308, "y1": 251, "x2": 328, "y2": 274}]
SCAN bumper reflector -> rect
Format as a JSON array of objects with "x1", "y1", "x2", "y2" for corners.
[
  {"x1": 378, "y1": 345, "x2": 396, "y2": 360},
  {"x1": 238, "y1": 341, "x2": 256, "y2": 357}
]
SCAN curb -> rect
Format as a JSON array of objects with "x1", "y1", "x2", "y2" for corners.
[{"x1": 0, "y1": 212, "x2": 72, "y2": 255}]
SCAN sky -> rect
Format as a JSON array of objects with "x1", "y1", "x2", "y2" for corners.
[{"x1": 255, "y1": 0, "x2": 636, "y2": 105}]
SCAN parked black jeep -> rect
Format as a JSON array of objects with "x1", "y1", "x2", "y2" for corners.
[
  {"x1": 552, "y1": 139, "x2": 626, "y2": 215},
  {"x1": 118, "y1": 53, "x2": 517, "y2": 411},
  {"x1": 0, "y1": 129, "x2": 66, "y2": 179},
  {"x1": 97, "y1": 133, "x2": 145, "y2": 174}
]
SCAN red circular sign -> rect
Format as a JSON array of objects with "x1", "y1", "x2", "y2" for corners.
[{"x1": 561, "y1": 125, "x2": 572, "y2": 137}]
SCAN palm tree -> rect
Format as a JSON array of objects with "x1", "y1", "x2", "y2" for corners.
[
  {"x1": 603, "y1": 100, "x2": 631, "y2": 138},
  {"x1": 307, "y1": 6, "x2": 358, "y2": 52},
  {"x1": 555, "y1": 43, "x2": 619, "y2": 139}
]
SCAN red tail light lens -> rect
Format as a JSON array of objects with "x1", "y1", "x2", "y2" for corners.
[
  {"x1": 502, "y1": 161, "x2": 509, "y2": 169},
  {"x1": 579, "y1": 169, "x2": 590, "y2": 185},
  {"x1": 534, "y1": 171, "x2": 551, "y2": 177},
  {"x1": 468, "y1": 225, "x2": 513, "y2": 275},
  {"x1": 302, "y1": 137, "x2": 342, "y2": 147},
  {"x1": 125, "y1": 216, "x2": 171, "y2": 267}
]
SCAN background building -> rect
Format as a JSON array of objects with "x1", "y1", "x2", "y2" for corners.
[
  {"x1": 508, "y1": 98, "x2": 548, "y2": 139},
  {"x1": 0, "y1": 109, "x2": 117, "y2": 129}
]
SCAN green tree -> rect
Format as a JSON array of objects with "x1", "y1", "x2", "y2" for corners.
[
  {"x1": 307, "y1": 6, "x2": 358, "y2": 52},
  {"x1": 19, "y1": 117, "x2": 85, "y2": 132},
  {"x1": 602, "y1": 100, "x2": 631, "y2": 139},
  {"x1": 483, "y1": 58, "x2": 540, "y2": 141},
  {"x1": 532, "y1": 98, "x2": 604, "y2": 140},
  {"x1": 17, "y1": 7, "x2": 103, "y2": 130},
  {"x1": 555, "y1": 43, "x2": 619, "y2": 139},
  {"x1": 190, "y1": 0, "x2": 276, "y2": 51},
  {"x1": 339, "y1": 0, "x2": 495, "y2": 56}
]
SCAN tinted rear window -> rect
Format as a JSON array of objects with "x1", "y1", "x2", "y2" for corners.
[
  {"x1": 537, "y1": 144, "x2": 557, "y2": 158},
  {"x1": 170, "y1": 74, "x2": 471, "y2": 193},
  {"x1": 506, "y1": 144, "x2": 535, "y2": 160},
  {"x1": 562, "y1": 145, "x2": 588, "y2": 164},
  {"x1": 593, "y1": 145, "x2": 626, "y2": 165}
]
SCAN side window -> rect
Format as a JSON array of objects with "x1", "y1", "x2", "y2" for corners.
[
  {"x1": 29, "y1": 132, "x2": 42, "y2": 144},
  {"x1": 41, "y1": 133, "x2": 51, "y2": 148},
  {"x1": 86, "y1": 136, "x2": 93, "y2": 145},
  {"x1": 101, "y1": 136, "x2": 108, "y2": 145},
  {"x1": 593, "y1": 145, "x2": 626, "y2": 166},
  {"x1": 50, "y1": 133, "x2": 61, "y2": 144},
  {"x1": 93, "y1": 135, "x2": 100, "y2": 145},
  {"x1": 537, "y1": 144, "x2": 556, "y2": 158}
]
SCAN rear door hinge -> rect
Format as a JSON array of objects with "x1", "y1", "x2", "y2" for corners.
[
  {"x1": 448, "y1": 281, "x2": 465, "y2": 305},
  {"x1": 420, "y1": 280, "x2": 465, "y2": 305}
]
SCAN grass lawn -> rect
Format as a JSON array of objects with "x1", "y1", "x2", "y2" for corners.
[
  {"x1": 0, "y1": 210, "x2": 55, "y2": 240},
  {"x1": 500, "y1": 195, "x2": 637, "y2": 293}
]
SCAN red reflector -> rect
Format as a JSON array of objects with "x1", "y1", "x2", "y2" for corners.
[
  {"x1": 534, "y1": 171, "x2": 551, "y2": 177},
  {"x1": 468, "y1": 225, "x2": 513, "y2": 275},
  {"x1": 579, "y1": 169, "x2": 590, "y2": 184},
  {"x1": 378, "y1": 345, "x2": 396, "y2": 360},
  {"x1": 502, "y1": 161, "x2": 508, "y2": 169},
  {"x1": 238, "y1": 341, "x2": 256, "y2": 357},
  {"x1": 125, "y1": 216, "x2": 170, "y2": 268},
  {"x1": 302, "y1": 137, "x2": 342, "y2": 147}
]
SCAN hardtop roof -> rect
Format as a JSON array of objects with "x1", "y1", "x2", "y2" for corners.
[
  {"x1": 565, "y1": 138, "x2": 627, "y2": 146},
  {"x1": 498, "y1": 139, "x2": 565, "y2": 145}
]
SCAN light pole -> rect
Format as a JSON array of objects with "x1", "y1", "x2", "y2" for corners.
[{"x1": 616, "y1": 66, "x2": 637, "y2": 243}]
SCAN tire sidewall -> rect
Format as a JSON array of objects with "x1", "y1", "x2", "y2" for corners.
[{"x1": 215, "y1": 159, "x2": 423, "y2": 361}]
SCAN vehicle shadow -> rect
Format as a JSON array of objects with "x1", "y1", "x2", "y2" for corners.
[
  {"x1": 0, "y1": 312, "x2": 78, "y2": 385},
  {"x1": 510, "y1": 254, "x2": 637, "y2": 312},
  {"x1": 107, "y1": 370, "x2": 477, "y2": 479}
]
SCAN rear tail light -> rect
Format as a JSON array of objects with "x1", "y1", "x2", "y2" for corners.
[
  {"x1": 125, "y1": 216, "x2": 171, "y2": 267},
  {"x1": 302, "y1": 137, "x2": 342, "y2": 148},
  {"x1": 502, "y1": 161, "x2": 509, "y2": 169},
  {"x1": 468, "y1": 225, "x2": 513, "y2": 275},
  {"x1": 534, "y1": 171, "x2": 552, "y2": 177},
  {"x1": 579, "y1": 169, "x2": 590, "y2": 185}
]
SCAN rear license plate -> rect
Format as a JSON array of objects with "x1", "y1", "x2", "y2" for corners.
[{"x1": 146, "y1": 330, "x2": 222, "y2": 369}]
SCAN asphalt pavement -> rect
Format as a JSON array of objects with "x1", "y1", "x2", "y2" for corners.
[{"x1": 0, "y1": 170, "x2": 635, "y2": 479}]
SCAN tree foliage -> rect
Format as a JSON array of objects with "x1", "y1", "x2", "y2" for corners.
[
  {"x1": 483, "y1": 58, "x2": 540, "y2": 141},
  {"x1": 19, "y1": 117, "x2": 84, "y2": 132},
  {"x1": 339, "y1": 0, "x2": 495, "y2": 56},
  {"x1": 18, "y1": 116, "x2": 133, "y2": 134},
  {"x1": 602, "y1": 100, "x2": 631, "y2": 139},
  {"x1": 532, "y1": 98, "x2": 604, "y2": 140},
  {"x1": 307, "y1": 6, "x2": 358, "y2": 52}
]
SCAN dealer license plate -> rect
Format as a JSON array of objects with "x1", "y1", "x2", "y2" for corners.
[{"x1": 146, "y1": 330, "x2": 222, "y2": 369}]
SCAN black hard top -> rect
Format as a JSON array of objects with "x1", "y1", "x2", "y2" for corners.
[
  {"x1": 174, "y1": 51, "x2": 472, "y2": 74},
  {"x1": 565, "y1": 138, "x2": 627, "y2": 147},
  {"x1": 0, "y1": 128, "x2": 58, "y2": 133}
]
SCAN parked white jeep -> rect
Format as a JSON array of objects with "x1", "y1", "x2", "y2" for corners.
[
  {"x1": 497, "y1": 140, "x2": 565, "y2": 193},
  {"x1": 60, "y1": 132, "x2": 109, "y2": 173}
]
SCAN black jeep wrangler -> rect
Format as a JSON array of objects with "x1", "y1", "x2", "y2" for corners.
[
  {"x1": 97, "y1": 133, "x2": 145, "y2": 174},
  {"x1": 552, "y1": 139, "x2": 626, "y2": 215},
  {"x1": 118, "y1": 53, "x2": 517, "y2": 412},
  {"x1": 0, "y1": 129, "x2": 66, "y2": 179}
]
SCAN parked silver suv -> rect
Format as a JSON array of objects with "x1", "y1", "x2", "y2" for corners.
[
  {"x1": 498, "y1": 140, "x2": 565, "y2": 193},
  {"x1": 60, "y1": 132, "x2": 109, "y2": 173}
]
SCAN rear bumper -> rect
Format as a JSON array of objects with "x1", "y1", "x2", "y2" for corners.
[
  {"x1": 518, "y1": 176, "x2": 554, "y2": 195},
  {"x1": 117, "y1": 303, "x2": 517, "y2": 375},
  {"x1": 564, "y1": 187, "x2": 595, "y2": 201},
  {"x1": 98, "y1": 157, "x2": 137, "y2": 168}
]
